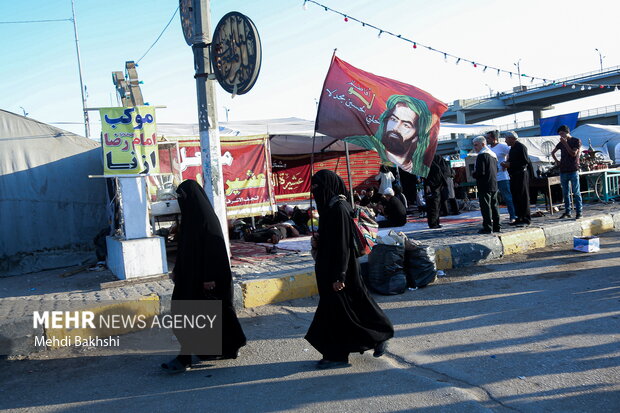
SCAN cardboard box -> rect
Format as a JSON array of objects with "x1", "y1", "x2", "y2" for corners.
[{"x1": 573, "y1": 236, "x2": 600, "y2": 253}]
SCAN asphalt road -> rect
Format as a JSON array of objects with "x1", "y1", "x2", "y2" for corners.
[{"x1": 2, "y1": 232, "x2": 619, "y2": 413}]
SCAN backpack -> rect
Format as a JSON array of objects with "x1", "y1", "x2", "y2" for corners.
[{"x1": 351, "y1": 205, "x2": 378, "y2": 257}]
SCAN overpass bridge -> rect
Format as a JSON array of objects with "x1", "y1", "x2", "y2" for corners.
[
  {"x1": 441, "y1": 66, "x2": 620, "y2": 126},
  {"x1": 495, "y1": 104, "x2": 620, "y2": 137}
]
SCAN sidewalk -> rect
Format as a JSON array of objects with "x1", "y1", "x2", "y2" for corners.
[{"x1": 1, "y1": 202, "x2": 619, "y2": 356}]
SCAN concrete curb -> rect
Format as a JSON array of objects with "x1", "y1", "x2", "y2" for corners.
[{"x1": 3, "y1": 212, "x2": 618, "y2": 357}]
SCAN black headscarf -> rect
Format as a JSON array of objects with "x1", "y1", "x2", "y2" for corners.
[
  {"x1": 173, "y1": 179, "x2": 232, "y2": 301},
  {"x1": 311, "y1": 170, "x2": 348, "y2": 216}
]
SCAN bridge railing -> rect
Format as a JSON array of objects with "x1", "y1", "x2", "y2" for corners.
[
  {"x1": 465, "y1": 66, "x2": 620, "y2": 103},
  {"x1": 491, "y1": 103, "x2": 620, "y2": 132}
]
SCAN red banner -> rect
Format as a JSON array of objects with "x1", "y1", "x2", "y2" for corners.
[
  {"x1": 178, "y1": 141, "x2": 203, "y2": 185},
  {"x1": 272, "y1": 150, "x2": 381, "y2": 203},
  {"x1": 315, "y1": 56, "x2": 448, "y2": 177},
  {"x1": 177, "y1": 138, "x2": 275, "y2": 218},
  {"x1": 220, "y1": 136, "x2": 276, "y2": 218}
]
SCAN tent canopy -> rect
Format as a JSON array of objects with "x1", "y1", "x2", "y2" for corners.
[
  {"x1": 157, "y1": 117, "x2": 495, "y2": 155},
  {"x1": 0, "y1": 109, "x2": 107, "y2": 274}
]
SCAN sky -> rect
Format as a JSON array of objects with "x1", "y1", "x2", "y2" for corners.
[{"x1": 1, "y1": 0, "x2": 619, "y2": 140}]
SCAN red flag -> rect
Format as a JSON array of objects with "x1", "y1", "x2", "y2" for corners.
[{"x1": 315, "y1": 56, "x2": 448, "y2": 177}]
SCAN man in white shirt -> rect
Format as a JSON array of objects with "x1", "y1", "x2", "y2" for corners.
[{"x1": 485, "y1": 130, "x2": 516, "y2": 223}]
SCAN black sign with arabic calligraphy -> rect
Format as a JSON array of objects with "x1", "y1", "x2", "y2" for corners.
[{"x1": 211, "y1": 12, "x2": 261, "y2": 95}]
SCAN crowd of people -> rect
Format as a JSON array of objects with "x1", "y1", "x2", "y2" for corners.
[{"x1": 162, "y1": 126, "x2": 585, "y2": 373}]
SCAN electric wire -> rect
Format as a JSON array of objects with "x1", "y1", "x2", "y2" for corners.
[{"x1": 136, "y1": 6, "x2": 179, "y2": 64}]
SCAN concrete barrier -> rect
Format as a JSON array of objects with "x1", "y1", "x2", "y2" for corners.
[
  {"x1": 580, "y1": 214, "x2": 615, "y2": 236},
  {"x1": 612, "y1": 212, "x2": 620, "y2": 231},
  {"x1": 500, "y1": 227, "x2": 546, "y2": 255},
  {"x1": 543, "y1": 222, "x2": 582, "y2": 246},
  {"x1": 241, "y1": 270, "x2": 318, "y2": 308}
]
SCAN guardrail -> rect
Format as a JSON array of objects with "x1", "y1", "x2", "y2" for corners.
[{"x1": 464, "y1": 66, "x2": 620, "y2": 102}]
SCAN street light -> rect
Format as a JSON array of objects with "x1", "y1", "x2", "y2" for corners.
[
  {"x1": 485, "y1": 83, "x2": 493, "y2": 97},
  {"x1": 514, "y1": 59, "x2": 522, "y2": 89},
  {"x1": 595, "y1": 48, "x2": 605, "y2": 71}
]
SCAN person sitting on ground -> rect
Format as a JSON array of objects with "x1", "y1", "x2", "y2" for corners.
[
  {"x1": 393, "y1": 182, "x2": 408, "y2": 209},
  {"x1": 353, "y1": 191, "x2": 362, "y2": 205},
  {"x1": 360, "y1": 187, "x2": 376, "y2": 207},
  {"x1": 376, "y1": 187, "x2": 407, "y2": 228}
]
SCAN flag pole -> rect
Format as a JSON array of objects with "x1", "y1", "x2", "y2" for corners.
[
  {"x1": 309, "y1": 49, "x2": 338, "y2": 235},
  {"x1": 344, "y1": 142, "x2": 354, "y2": 205}
]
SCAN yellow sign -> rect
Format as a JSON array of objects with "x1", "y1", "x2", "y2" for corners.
[{"x1": 100, "y1": 106, "x2": 159, "y2": 175}]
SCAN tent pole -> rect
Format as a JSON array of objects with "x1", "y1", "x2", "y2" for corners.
[
  {"x1": 344, "y1": 142, "x2": 354, "y2": 205},
  {"x1": 309, "y1": 129, "x2": 317, "y2": 236}
]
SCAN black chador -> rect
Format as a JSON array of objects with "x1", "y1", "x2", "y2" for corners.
[
  {"x1": 305, "y1": 170, "x2": 394, "y2": 369},
  {"x1": 162, "y1": 180, "x2": 246, "y2": 373}
]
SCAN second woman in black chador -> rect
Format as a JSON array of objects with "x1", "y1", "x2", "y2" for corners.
[
  {"x1": 161, "y1": 180, "x2": 246, "y2": 373},
  {"x1": 305, "y1": 170, "x2": 394, "y2": 369}
]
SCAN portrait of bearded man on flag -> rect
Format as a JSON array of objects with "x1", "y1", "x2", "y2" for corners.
[
  {"x1": 315, "y1": 56, "x2": 447, "y2": 178},
  {"x1": 344, "y1": 94, "x2": 433, "y2": 176}
]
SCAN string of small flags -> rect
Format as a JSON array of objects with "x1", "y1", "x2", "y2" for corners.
[{"x1": 302, "y1": 0, "x2": 620, "y2": 91}]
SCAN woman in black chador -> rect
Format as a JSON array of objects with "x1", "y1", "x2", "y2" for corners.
[
  {"x1": 306, "y1": 170, "x2": 394, "y2": 369},
  {"x1": 161, "y1": 180, "x2": 246, "y2": 373}
]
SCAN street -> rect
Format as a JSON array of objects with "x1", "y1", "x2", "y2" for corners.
[{"x1": 2, "y1": 231, "x2": 619, "y2": 413}]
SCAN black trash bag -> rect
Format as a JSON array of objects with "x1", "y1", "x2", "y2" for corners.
[
  {"x1": 404, "y1": 245, "x2": 437, "y2": 288},
  {"x1": 366, "y1": 244, "x2": 407, "y2": 295}
]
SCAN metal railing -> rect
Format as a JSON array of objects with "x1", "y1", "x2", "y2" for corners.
[
  {"x1": 464, "y1": 66, "x2": 620, "y2": 103},
  {"x1": 492, "y1": 103, "x2": 620, "y2": 132}
]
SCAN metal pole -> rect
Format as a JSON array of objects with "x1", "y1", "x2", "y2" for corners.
[
  {"x1": 595, "y1": 48, "x2": 604, "y2": 71},
  {"x1": 193, "y1": 0, "x2": 230, "y2": 252},
  {"x1": 71, "y1": 0, "x2": 90, "y2": 138},
  {"x1": 344, "y1": 142, "x2": 354, "y2": 205},
  {"x1": 515, "y1": 59, "x2": 522, "y2": 89}
]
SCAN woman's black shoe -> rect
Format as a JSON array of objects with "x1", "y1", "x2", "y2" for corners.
[
  {"x1": 198, "y1": 350, "x2": 239, "y2": 361},
  {"x1": 316, "y1": 359, "x2": 350, "y2": 370},
  {"x1": 161, "y1": 358, "x2": 190, "y2": 374},
  {"x1": 373, "y1": 341, "x2": 388, "y2": 358}
]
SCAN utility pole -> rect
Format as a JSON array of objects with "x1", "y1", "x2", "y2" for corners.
[
  {"x1": 595, "y1": 48, "x2": 605, "y2": 71},
  {"x1": 71, "y1": 0, "x2": 89, "y2": 138},
  {"x1": 514, "y1": 59, "x2": 522, "y2": 89},
  {"x1": 185, "y1": 0, "x2": 229, "y2": 248}
]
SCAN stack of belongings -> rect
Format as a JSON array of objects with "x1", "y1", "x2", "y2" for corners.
[{"x1": 365, "y1": 231, "x2": 437, "y2": 295}]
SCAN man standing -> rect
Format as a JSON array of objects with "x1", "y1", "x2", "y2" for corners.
[
  {"x1": 485, "y1": 130, "x2": 516, "y2": 223},
  {"x1": 551, "y1": 125, "x2": 583, "y2": 219},
  {"x1": 501, "y1": 131, "x2": 531, "y2": 226},
  {"x1": 423, "y1": 154, "x2": 450, "y2": 229},
  {"x1": 472, "y1": 136, "x2": 501, "y2": 234}
]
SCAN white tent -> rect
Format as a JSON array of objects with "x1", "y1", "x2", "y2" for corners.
[
  {"x1": 571, "y1": 124, "x2": 620, "y2": 162},
  {"x1": 0, "y1": 109, "x2": 107, "y2": 275},
  {"x1": 157, "y1": 118, "x2": 494, "y2": 155}
]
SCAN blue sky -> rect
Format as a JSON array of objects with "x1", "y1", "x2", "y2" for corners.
[{"x1": 1, "y1": 0, "x2": 619, "y2": 139}]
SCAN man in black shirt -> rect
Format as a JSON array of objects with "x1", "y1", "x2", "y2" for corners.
[
  {"x1": 501, "y1": 131, "x2": 531, "y2": 226},
  {"x1": 423, "y1": 154, "x2": 451, "y2": 229},
  {"x1": 472, "y1": 136, "x2": 501, "y2": 234},
  {"x1": 551, "y1": 125, "x2": 583, "y2": 219},
  {"x1": 377, "y1": 187, "x2": 407, "y2": 228}
]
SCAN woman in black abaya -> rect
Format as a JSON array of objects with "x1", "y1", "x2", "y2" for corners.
[
  {"x1": 161, "y1": 180, "x2": 246, "y2": 373},
  {"x1": 305, "y1": 170, "x2": 394, "y2": 369}
]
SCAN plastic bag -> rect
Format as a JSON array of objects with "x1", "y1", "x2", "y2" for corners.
[
  {"x1": 404, "y1": 245, "x2": 437, "y2": 288},
  {"x1": 366, "y1": 244, "x2": 407, "y2": 295}
]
